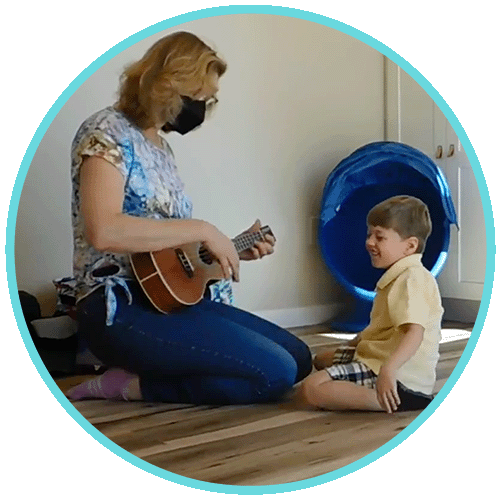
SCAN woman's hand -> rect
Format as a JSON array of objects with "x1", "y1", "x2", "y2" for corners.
[
  {"x1": 376, "y1": 364, "x2": 401, "y2": 413},
  {"x1": 202, "y1": 223, "x2": 240, "y2": 282},
  {"x1": 238, "y1": 219, "x2": 276, "y2": 261}
]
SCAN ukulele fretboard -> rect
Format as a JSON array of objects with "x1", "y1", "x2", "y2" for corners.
[
  {"x1": 233, "y1": 229, "x2": 268, "y2": 253},
  {"x1": 198, "y1": 226, "x2": 273, "y2": 262}
]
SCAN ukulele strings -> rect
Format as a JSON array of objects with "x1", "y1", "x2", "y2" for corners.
[{"x1": 181, "y1": 230, "x2": 266, "y2": 262}]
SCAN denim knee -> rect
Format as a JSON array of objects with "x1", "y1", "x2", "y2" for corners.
[{"x1": 261, "y1": 356, "x2": 298, "y2": 401}]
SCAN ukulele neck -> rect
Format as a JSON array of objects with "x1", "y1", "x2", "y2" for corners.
[{"x1": 232, "y1": 226, "x2": 273, "y2": 254}]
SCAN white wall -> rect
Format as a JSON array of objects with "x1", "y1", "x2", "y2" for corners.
[{"x1": 15, "y1": 14, "x2": 384, "y2": 320}]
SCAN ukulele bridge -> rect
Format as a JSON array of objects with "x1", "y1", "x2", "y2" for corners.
[{"x1": 175, "y1": 248, "x2": 194, "y2": 278}]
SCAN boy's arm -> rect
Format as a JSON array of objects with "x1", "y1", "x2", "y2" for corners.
[
  {"x1": 384, "y1": 323, "x2": 424, "y2": 371},
  {"x1": 376, "y1": 323, "x2": 424, "y2": 413}
]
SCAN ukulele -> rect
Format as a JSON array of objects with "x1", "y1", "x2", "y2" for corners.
[{"x1": 130, "y1": 225, "x2": 275, "y2": 313}]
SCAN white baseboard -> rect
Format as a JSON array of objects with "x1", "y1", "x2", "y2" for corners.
[{"x1": 250, "y1": 303, "x2": 344, "y2": 329}]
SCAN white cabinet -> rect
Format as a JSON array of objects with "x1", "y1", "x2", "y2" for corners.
[{"x1": 384, "y1": 59, "x2": 486, "y2": 312}]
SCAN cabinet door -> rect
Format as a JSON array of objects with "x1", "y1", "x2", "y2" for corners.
[
  {"x1": 434, "y1": 106, "x2": 486, "y2": 301},
  {"x1": 385, "y1": 60, "x2": 436, "y2": 155},
  {"x1": 384, "y1": 58, "x2": 486, "y2": 301}
]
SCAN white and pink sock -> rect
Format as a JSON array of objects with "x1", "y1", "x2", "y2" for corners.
[{"x1": 66, "y1": 368, "x2": 137, "y2": 401}]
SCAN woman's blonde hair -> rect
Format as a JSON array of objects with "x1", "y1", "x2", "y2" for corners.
[
  {"x1": 367, "y1": 195, "x2": 432, "y2": 253},
  {"x1": 116, "y1": 31, "x2": 227, "y2": 129}
]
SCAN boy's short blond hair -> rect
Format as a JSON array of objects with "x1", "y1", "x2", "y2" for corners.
[{"x1": 367, "y1": 196, "x2": 432, "y2": 253}]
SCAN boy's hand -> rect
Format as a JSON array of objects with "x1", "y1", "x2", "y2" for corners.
[
  {"x1": 313, "y1": 349, "x2": 338, "y2": 370},
  {"x1": 376, "y1": 364, "x2": 401, "y2": 413}
]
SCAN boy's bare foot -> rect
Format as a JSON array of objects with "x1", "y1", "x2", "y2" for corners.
[
  {"x1": 313, "y1": 349, "x2": 338, "y2": 370},
  {"x1": 278, "y1": 382, "x2": 318, "y2": 411}
]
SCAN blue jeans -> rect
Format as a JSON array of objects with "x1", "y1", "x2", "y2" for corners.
[{"x1": 77, "y1": 282, "x2": 312, "y2": 404}]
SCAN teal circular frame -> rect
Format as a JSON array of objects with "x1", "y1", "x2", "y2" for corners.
[{"x1": 6, "y1": 4, "x2": 495, "y2": 495}]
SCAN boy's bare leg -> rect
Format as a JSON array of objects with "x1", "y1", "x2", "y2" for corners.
[{"x1": 292, "y1": 370, "x2": 385, "y2": 412}]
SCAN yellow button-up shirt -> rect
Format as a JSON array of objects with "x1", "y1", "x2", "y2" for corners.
[{"x1": 355, "y1": 254, "x2": 444, "y2": 395}]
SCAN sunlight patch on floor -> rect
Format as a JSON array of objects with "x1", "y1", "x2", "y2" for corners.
[
  {"x1": 318, "y1": 328, "x2": 471, "y2": 344},
  {"x1": 439, "y1": 328, "x2": 471, "y2": 343},
  {"x1": 317, "y1": 333, "x2": 356, "y2": 341}
]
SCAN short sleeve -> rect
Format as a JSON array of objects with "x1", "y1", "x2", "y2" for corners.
[
  {"x1": 73, "y1": 129, "x2": 127, "y2": 178},
  {"x1": 387, "y1": 270, "x2": 430, "y2": 329}
]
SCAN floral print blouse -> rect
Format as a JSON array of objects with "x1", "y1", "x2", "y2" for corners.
[{"x1": 58, "y1": 106, "x2": 233, "y2": 325}]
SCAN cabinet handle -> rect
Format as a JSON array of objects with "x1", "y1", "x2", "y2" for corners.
[
  {"x1": 436, "y1": 145, "x2": 443, "y2": 159},
  {"x1": 447, "y1": 144, "x2": 455, "y2": 157}
]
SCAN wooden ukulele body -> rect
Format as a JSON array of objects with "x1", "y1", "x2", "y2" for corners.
[
  {"x1": 130, "y1": 243, "x2": 225, "y2": 313},
  {"x1": 130, "y1": 225, "x2": 273, "y2": 313}
]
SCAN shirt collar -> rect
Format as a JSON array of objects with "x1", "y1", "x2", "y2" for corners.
[{"x1": 376, "y1": 254, "x2": 423, "y2": 290}]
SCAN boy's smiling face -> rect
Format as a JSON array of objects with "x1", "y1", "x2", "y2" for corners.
[{"x1": 366, "y1": 225, "x2": 417, "y2": 269}]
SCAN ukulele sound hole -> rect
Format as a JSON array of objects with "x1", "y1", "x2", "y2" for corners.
[{"x1": 199, "y1": 246, "x2": 214, "y2": 265}]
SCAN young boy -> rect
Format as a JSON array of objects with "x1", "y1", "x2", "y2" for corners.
[{"x1": 297, "y1": 195, "x2": 444, "y2": 413}]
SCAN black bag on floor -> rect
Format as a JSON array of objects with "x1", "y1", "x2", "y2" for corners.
[
  {"x1": 19, "y1": 290, "x2": 42, "y2": 345},
  {"x1": 18, "y1": 290, "x2": 78, "y2": 376}
]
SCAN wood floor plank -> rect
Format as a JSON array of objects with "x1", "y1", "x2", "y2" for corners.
[
  {"x1": 73, "y1": 399, "x2": 138, "y2": 417},
  {"x1": 99, "y1": 403, "x2": 286, "y2": 443},
  {"x1": 236, "y1": 413, "x2": 415, "y2": 484},
  {"x1": 72, "y1": 399, "x2": 176, "y2": 422},
  {"x1": 433, "y1": 378, "x2": 452, "y2": 394},
  {"x1": 157, "y1": 412, "x2": 419, "y2": 485},
  {"x1": 96, "y1": 405, "x2": 226, "y2": 437},
  {"x1": 438, "y1": 338, "x2": 470, "y2": 353},
  {"x1": 131, "y1": 411, "x2": 328, "y2": 458},
  {"x1": 436, "y1": 357, "x2": 464, "y2": 381},
  {"x1": 143, "y1": 411, "x2": 409, "y2": 477},
  {"x1": 88, "y1": 404, "x2": 196, "y2": 425}
]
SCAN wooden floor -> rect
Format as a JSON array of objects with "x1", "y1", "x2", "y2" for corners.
[{"x1": 55, "y1": 323, "x2": 471, "y2": 486}]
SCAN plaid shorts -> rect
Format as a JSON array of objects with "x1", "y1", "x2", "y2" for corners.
[
  {"x1": 325, "y1": 361, "x2": 378, "y2": 389},
  {"x1": 325, "y1": 358, "x2": 434, "y2": 412}
]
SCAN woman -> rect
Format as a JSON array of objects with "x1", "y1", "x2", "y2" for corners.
[{"x1": 66, "y1": 31, "x2": 312, "y2": 405}]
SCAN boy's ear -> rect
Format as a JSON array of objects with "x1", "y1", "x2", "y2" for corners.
[{"x1": 405, "y1": 236, "x2": 419, "y2": 255}]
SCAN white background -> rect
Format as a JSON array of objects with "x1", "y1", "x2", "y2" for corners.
[{"x1": 2, "y1": 1, "x2": 498, "y2": 498}]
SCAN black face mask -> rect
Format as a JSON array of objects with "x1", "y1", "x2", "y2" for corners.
[{"x1": 163, "y1": 96, "x2": 206, "y2": 135}]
